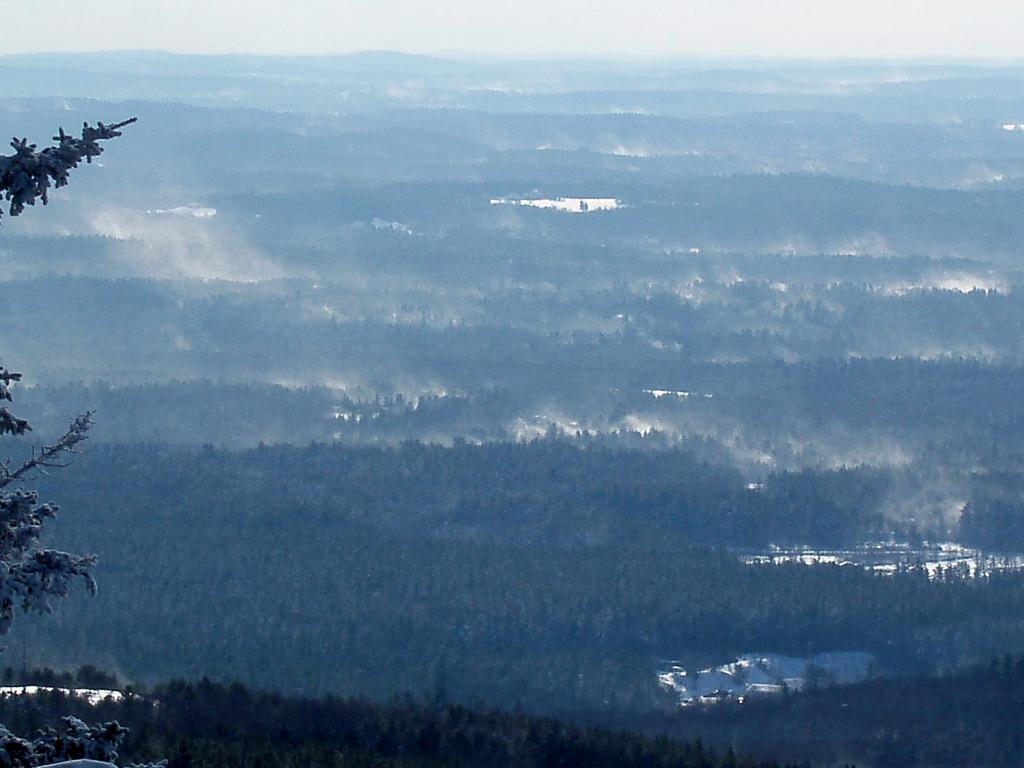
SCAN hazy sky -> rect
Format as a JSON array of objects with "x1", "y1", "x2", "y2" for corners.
[{"x1": 3, "y1": 0, "x2": 1023, "y2": 59}]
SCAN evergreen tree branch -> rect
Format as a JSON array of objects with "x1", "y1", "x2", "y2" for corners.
[
  {"x1": 0, "y1": 117, "x2": 137, "y2": 225},
  {"x1": 0, "y1": 413, "x2": 93, "y2": 489}
]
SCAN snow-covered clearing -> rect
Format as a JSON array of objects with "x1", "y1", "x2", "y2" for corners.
[
  {"x1": 0, "y1": 686, "x2": 125, "y2": 706},
  {"x1": 738, "y1": 542, "x2": 1024, "y2": 578},
  {"x1": 658, "y1": 652, "x2": 875, "y2": 707},
  {"x1": 489, "y1": 197, "x2": 621, "y2": 213},
  {"x1": 643, "y1": 389, "x2": 714, "y2": 399},
  {"x1": 145, "y1": 205, "x2": 217, "y2": 218}
]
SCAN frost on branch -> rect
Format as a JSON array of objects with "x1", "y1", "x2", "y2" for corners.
[
  {"x1": 0, "y1": 411, "x2": 30, "y2": 438},
  {"x1": 0, "y1": 498, "x2": 98, "y2": 634},
  {"x1": 0, "y1": 369, "x2": 97, "y2": 637},
  {"x1": 0, "y1": 117, "x2": 136, "y2": 225},
  {"x1": 0, "y1": 715, "x2": 164, "y2": 767},
  {"x1": 0, "y1": 370, "x2": 29, "y2": 438},
  {"x1": 0, "y1": 371, "x2": 133, "y2": 765},
  {"x1": 0, "y1": 375, "x2": 129, "y2": 767}
]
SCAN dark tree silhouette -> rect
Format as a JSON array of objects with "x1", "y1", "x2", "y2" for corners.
[{"x1": 0, "y1": 118, "x2": 136, "y2": 226}]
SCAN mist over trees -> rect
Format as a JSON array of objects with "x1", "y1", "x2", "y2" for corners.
[{"x1": 4, "y1": 53, "x2": 1024, "y2": 767}]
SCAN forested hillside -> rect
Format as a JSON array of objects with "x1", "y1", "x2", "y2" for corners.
[
  {"x1": 5, "y1": 657, "x2": 1024, "y2": 768},
  {"x1": 8, "y1": 441, "x2": 1020, "y2": 715},
  {"x1": 6, "y1": 52, "x2": 1024, "y2": 766},
  {"x1": 0, "y1": 677, "x2": 784, "y2": 768}
]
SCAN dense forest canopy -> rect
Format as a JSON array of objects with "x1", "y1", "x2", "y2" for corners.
[{"x1": 4, "y1": 53, "x2": 1024, "y2": 767}]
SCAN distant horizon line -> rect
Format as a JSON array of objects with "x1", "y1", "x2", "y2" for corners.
[{"x1": 3, "y1": 49, "x2": 1024, "y2": 67}]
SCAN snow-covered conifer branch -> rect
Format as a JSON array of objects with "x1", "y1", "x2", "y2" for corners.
[
  {"x1": 0, "y1": 715, "x2": 165, "y2": 766},
  {"x1": 0, "y1": 369, "x2": 97, "y2": 634},
  {"x1": 0, "y1": 412, "x2": 94, "y2": 489},
  {"x1": 0, "y1": 117, "x2": 136, "y2": 225}
]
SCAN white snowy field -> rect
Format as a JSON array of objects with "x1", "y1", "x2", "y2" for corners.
[
  {"x1": 489, "y1": 197, "x2": 621, "y2": 213},
  {"x1": 737, "y1": 542, "x2": 1024, "y2": 578},
  {"x1": 0, "y1": 686, "x2": 125, "y2": 706},
  {"x1": 658, "y1": 651, "x2": 875, "y2": 707}
]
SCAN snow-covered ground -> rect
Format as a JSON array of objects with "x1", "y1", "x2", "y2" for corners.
[
  {"x1": 489, "y1": 197, "x2": 621, "y2": 213},
  {"x1": 370, "y1": 218, "x2": 418, "y2": 235},
  {"x1": 145, "y1": 205, "x2": 217, "y2": 218},
  {"x1": 643, "y1": 388, "x2": 714, "y2": 399},
  {"x1": 658, "y1": 651, "x2": 875, "y2": 707},
  {"x1": 0, "y1": 686, "x2": 125, "y2": 706},
  {"x1": 737, "y1": 541, "x2": 1024, "y2": 578}
]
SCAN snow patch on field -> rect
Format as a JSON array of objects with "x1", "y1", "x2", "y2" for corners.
[
  {"x1": 370, "y1": 218, "x2": 418, "y2": 235},
  {"x1": 879, "y1": 271, "x2": 1006, "y2": 296},
  {"x1": 658, "y1": 652, "x2": 875, "y2": 707},
  {"x1": 490, "y1": 197, "x2": 621, "y2": 213},
  {"x1": 643, "y1": 389, "x2": 714, "y2": 399},
  {"x1": 738, "y1": 541, "x2": 1024, "y2": 578},
  {"x1": 146, "y1": 205, "x2": 217, "y2": 218},
  {"x1": 0, "y1": 686, "x2": 124, "y2": 706}
]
